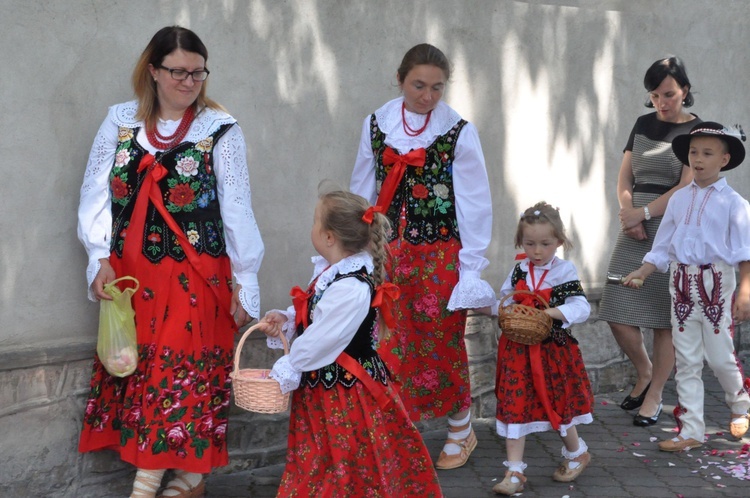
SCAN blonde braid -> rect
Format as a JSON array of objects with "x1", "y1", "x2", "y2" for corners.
[{"x1": 369, "y1": 212, "x2": 391, "y2": 286}]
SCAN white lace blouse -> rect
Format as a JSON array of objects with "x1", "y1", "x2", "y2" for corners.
[
  {"x1": 350, "y1": 97, "x2": 495, "y2": 310},
  {"x1": 77, "y1": 100, "x2": 264, "y2": 317},
  {"x1": 267, "y1": 252, "x2": 375, "y2": 393}
]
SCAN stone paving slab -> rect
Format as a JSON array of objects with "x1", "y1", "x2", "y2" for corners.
[{"x1": 207, "y1": 356, "x2": 750, "y2": 498}]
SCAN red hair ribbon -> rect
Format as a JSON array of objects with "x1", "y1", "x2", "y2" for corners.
[
  {"x1": 362, "y1": 205, "x2": 384, "y2": 224},
  {"x1": 371, "y1": 282, "x2": 400, "y2": 329},
  {"x1": 290, "y1": 285, "x2": 312, "y2": 329},
  {"x1": 375, "y1": 147, "x2": 426, "y2": 210}
]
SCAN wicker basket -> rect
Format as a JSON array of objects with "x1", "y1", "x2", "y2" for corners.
[
  {"x1": 231, "y1": 323, "x2": 291, "y2": 414},
  {"x1": 497, "y1": 290, "x2": 553, "y2": 345}
]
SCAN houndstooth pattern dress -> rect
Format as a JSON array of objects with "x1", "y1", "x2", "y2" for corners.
[{"x1": 599, "y1": 112, "x2": 700, "y2": 329}]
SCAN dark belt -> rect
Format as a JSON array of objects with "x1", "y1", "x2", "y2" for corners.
[{"x1": 633, "y1": 183, "x2": 675, "y2": 195}]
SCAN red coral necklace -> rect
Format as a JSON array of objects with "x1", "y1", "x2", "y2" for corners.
[
  {"x1": 146, "y1": 105, "x2": 196, "y2": 149},
  {"x1": 401, "y1": 102, "x2": 431, "y2": 137}
]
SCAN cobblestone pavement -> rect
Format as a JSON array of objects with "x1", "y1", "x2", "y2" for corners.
[{"x1": 207, "y1": 356, "x2": 750, "y2": 498}]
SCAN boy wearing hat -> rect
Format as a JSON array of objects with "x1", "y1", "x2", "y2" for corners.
[{"x1": 624, "y1": 121, "x2": 750, "y2": 452}]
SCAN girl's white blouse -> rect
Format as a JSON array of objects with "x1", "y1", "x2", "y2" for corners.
[
  {"x1": 267, "y1": 252, "x2": 376, "y2": 394},
  {"x1": 77, "y1": 101, "x2": 264, "y2": 317},
  {"x1": 498, "y1": 257, "x2": 591, "y2": 328},
  {"x1": 350, "y1": 97, "x2": 495, "y2": 310}
]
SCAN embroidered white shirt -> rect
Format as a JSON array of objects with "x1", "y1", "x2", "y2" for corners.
[
  {"x1": 644, "y1": 178, "x2": 750, "y2": 272},
  {"x1": 497, "y1": 257, "x2": 591, "y2": 329},
  {"x1": 77, "y1": 101, "x2": 264, "y2": 316},
  {"x1": 268, "y1": 252, "x2": 375, "y2": 393},
  {"x1": 350, "y1": 97, "x2": 495, "y2": 310}
]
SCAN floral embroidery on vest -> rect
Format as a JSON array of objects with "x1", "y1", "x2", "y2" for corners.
[
  {"x1": 510, "y1": 264, "x2": 586, "y2": 345},
  {"x1": 109, "y1": 124, "x2": 233, "y2": 263},
  {"x1": 371, "y1": 115, "x2": 466, "y2": 244},
  {"x1": 299, "y1": 268, "x2": 390, "y2": 389}
]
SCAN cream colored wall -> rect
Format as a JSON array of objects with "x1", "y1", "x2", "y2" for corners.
[{"x1": 2, "y1": 0, "x2": 750, "y2": 349}]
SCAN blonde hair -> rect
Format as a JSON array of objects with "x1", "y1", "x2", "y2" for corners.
[
  {"x1": 515, "y1": 201, "x2": 572, "y2": 251},
  {"x1": 132, "y1": 26, "x2": 225, "y2": 129},
  {"x1": 318, "y1": 190, "x2": 393, "y2": 339}
]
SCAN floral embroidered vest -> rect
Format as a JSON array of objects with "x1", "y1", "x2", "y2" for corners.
[
  {"x1": 370, "y1": 114, "x2": 467, "y2": 244},
  {"x1": 299, "y1": 267, "x2": 389, "y2": 390},
  {"x1": 510, "y1": 264, "x2": 586, "y2": 345},
  {"x1": 109, "y1": 124, "x2": 233, "y2": 263}
]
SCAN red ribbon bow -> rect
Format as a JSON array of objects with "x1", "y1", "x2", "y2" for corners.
[
  {"x1": 290, "y1": 285, "x2": 312, "y2": 329},
  {"x1": 371, "y1": 282, "x2": 400, "y2": 329},
  {"x1": 362, "y1": 205, "x2": 384, "y2": 224},
  {"x1": 513, "y1": 280, "x2": 552, "y2": 307},
  {"x1": 375, "y1": 147, "x2": 426, "y2": 210}
]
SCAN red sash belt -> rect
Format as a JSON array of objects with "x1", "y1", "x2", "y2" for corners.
[
  {"x1": 375, "y1": 147, "x2": 426, "y2": 210},
  {"x1": 336, "y1": 351, "x2": 391, "y2": 411},
  {"x1": 123, "y1": 153, "x2": 236, "y2": 329}
]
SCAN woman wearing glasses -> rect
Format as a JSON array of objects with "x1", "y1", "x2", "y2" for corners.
[{"x1": 77, "y1": 26, "x2": 264, "y2": 498}]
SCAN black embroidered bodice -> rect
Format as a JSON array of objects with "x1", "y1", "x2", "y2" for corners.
[
  {"x1": 370, "y1": 114, "x2": 467, "y2": 244},
  {"x1": 109, "y1": 124, "x2": 234, "y2": 263},
  {"x1": 299, "y1": 267, "x2": 389, "y2": 389},
  {"x1": 510, "y1": 264, "x2": 586, "y2": 346}
]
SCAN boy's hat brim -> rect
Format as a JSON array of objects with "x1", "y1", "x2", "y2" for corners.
[{"x1": 672, "y1": 121, "x2": 746, "y2": 171}]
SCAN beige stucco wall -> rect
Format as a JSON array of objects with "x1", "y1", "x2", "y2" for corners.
[{"x1": 2, "y1": 0, "x2": 750, "y2": 350}]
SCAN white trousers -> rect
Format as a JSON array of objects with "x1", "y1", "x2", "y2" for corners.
[{"x1": 669, "y1": 261, "x2": 750, "y2": 441}]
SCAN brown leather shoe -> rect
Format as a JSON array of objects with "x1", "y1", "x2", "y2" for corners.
[
  {"x1": 730, "y1": 413, "x2": 749, "y2": 439},
  {"x1": 552, "y1": 451, "x2": 591, "y2": 482},
  {"x1": 434, "y1": 428, "x2": 477, "y2": 470},
  {"x1": 657, "y1": 436, "x2": 703, "y2": 452},
  {"x1": 492, "y1": 470, "x2": 526, "y2": 495}
]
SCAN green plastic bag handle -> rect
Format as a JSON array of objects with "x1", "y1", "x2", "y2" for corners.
[{"x1": 103, "y1": 276, "x2": 140, "y2": 299}]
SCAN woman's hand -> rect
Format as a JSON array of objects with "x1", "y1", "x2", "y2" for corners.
[
  {"x1": 623, "y1": 223, "x2": 647, "y2": 241},
  {"x1": 619, "y1": 206, "x2": 645, "y2": 230},
  {"x1": 257, "y1": 312, "x2": 287, "y2": 338},
  {"x1": 92, "y1": 258, "x2": 116, "y2": 301},
  {"x1": 230, "y1": 285, "x2": 254, "y2": 327}
]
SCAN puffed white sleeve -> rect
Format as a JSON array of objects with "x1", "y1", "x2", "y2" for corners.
[
  {"x1": 214, "y1": 123, "x2": 265, "y2": 318},
  {"x1": 728, "y1": 196, "x2": 750, "y2": 266},
  {"x1": 643, "y1": 198, "x2": 677, "y2": 273},
  {"x1": 350, "y1": 116, "x2": 378, "y2": 205},
  {"x1": 447, "y1": 122, "x2": 496, "y2": 310},
  {"x1": 553, "y1": 263, "x2": 591, "y2": 328},
  {"x1": 77, "y1": 111, "x2": 119, "y2": 301},
  {"x1": 269, "y1": 278, "x2": 371, "y2": 393}
]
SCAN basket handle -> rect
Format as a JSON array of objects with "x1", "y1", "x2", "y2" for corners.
[
  {"x1": 233, "y1": 322, "x2": 290, "y2": 374},
  {"x1": 499, "y1": 290, "x2": 550, "y2": 311}
]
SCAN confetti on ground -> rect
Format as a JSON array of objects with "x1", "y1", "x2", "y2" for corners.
[
  {"x1": 633, "y1": 452, "x2": 645, "y2": 457},
  {"x1": 632, "y1": 442, "x2": 641, "y2": 446},
  {"x1": 668, "y1": 462, "x2": 676, "y2": 467},
  {"x1": 649, "y1": 436, "x2": 658, "y2": 442}
]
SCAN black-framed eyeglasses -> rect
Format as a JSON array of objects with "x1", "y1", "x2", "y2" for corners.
[{"x1": 158, "y1": 65, "x2": 210, "y2": 82}]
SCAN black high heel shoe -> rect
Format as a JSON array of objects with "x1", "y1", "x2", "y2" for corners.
[
  {"x1": 633, "y1": 403, "x2": 662, "y2": 426},
  {"x1": 620, "y1": 382, "x2": 651, "y2": 411}
]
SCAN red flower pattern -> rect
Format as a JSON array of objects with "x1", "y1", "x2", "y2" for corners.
[{"x1": 168, "y1": 183, "x2": 195, "y2": 207}]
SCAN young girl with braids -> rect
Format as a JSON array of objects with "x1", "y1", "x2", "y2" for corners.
[
  {"x1": 491, "y1": 202, "x2": 593, "y2": 495},
  {"x1": 258, "y1": 190, "x2": 442, "y2": 497}
]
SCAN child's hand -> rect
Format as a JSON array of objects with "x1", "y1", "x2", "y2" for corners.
[
  {"x1": 733, "y1": 293, "x2": 750, "y2": 323},
  {"x1": 622, "y1": 271, "x2": 645, "y2": 289},
  {"x1": 257, "y1": 312, "x2": 287, "y2": 338}
]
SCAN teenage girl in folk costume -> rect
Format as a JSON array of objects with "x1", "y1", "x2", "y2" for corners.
[
  {"x1": 351, "y1": 43, "x2": 495, "y2": 470},
  {"x1": 258, "y1": 191, "x2": 442, "y2": 497},
  {"x1": 77, "y1": 27, "x2": 264, "y2": 498},
  {"x1": 492, "y1": 203, "x2": 593, "y2": 496}
]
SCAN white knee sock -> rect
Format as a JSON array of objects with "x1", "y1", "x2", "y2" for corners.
[
  {"x1": 161, "y1": 470, "x2": 203, "y2": 496},
  {"x1": 131, "y1": 469, "x2": 165, "y2": 498},
  {"x1": 442, "y1": 413, "x2": 472, "y2": 455}
]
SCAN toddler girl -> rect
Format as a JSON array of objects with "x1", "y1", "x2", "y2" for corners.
[
  {"x1": 258, "y1": 190, "x2": 442, "y2": 497},
  {"x1": 492, "y1": 202, "x2": 594, "y2": 495}
]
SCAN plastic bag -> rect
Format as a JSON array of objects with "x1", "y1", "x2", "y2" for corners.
[{"x1": 97, "y1": 276, "x2": 140, "y2": 377}]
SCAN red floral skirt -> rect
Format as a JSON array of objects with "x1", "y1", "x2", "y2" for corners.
[
  {"x1": 78, "y1": 252, "x2": 236, "y2": 472},
  {"x1": 495, "y1": 335, "x2": 593, "y2": 431},
  {"x1": 378, "y1": 235, "x2": 470, "y2": 421},
  {"x1": 277, "y1": 380, "x2": 442, "y2": 497}
]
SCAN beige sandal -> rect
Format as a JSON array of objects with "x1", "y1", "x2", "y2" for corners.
[
  {"x1": 730, "y1": 413, "x2": 750, "y2": 439},
  {"x1": 492, "y1": 470, "x2": 526, "y2": 495},
  {"x1": 156, "y1": 473, "x2": 205, "y2": 498},
  {"x1": 434, "y1": 428, "x2": 477, "y2": 470}
]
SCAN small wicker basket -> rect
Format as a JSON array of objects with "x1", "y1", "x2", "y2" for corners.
[
  {"x1": 497, "y1": 290, "x2": 553, "y2": 345},
  {"x1": 231, "y1": 323, "x2": 291, "y2": 414}
]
